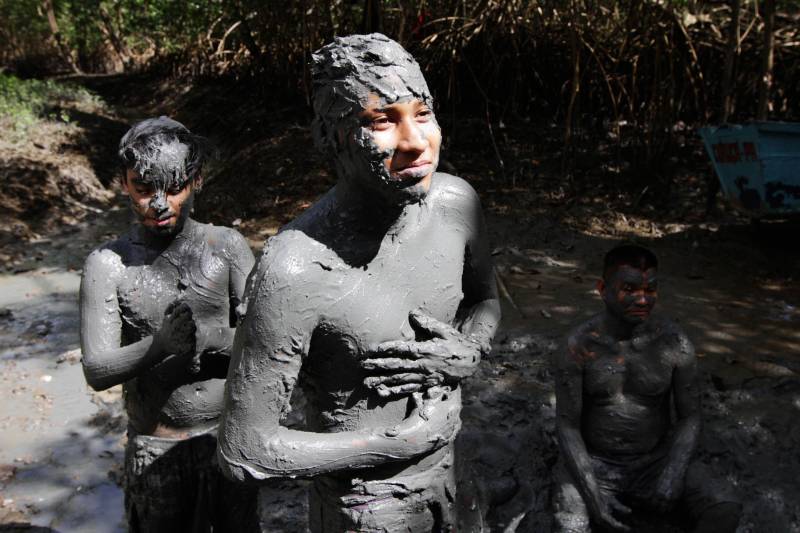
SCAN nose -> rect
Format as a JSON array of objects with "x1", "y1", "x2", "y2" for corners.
[
  {"x1": 396, "y1": 117, "x2": 428, "y2": 154},
  {"x1": 634, "y1": 291, "x2": 648, "y2": 306},
  {"x1": 149, "y1": 191, "x2": 169, "y2": 214}
]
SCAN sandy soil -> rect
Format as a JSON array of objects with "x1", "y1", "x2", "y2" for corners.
[{"x1": 0, "y1": 73, "x2": 798, "y2": 532}]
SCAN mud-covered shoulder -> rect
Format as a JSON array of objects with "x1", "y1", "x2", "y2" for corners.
[
  {"x1": 249, "y1": 229, "x2": 329, "y2": 291},
  {"x1": 559, "y1": 313, "x2": 605, "y2": 367},
  {"x1": 192, "y1": 221, "x2": 244, "y2": 248},
  {"x1": 429, "y1": 172, "x2": 480, "y2": 207},
  {"x1": 238, "y1": 229, "x2": 324, "y2": 344},
  {"x1": 650, "y1": 315, "x2": 695, "y2": 366},
  {"x1": 428, "y1": 173, "x2": 486, "y2": 237},
  {"x1": 197, "y1": 222, "x2": 253, "y2": 260},
  {"x1": 568, "y1": 313, "x2": 605, "y2": 346},
  {"x1": 82, "y1": 238, "x2": 127, "y2": 281}
]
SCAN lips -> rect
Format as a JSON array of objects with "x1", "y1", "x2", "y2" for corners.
[
  {"x1": 146, "y1": 215, "x2": 174, "y2": 227},
  {"x1": 390, "y1": 160, "x2": 433, "y2": 181}
]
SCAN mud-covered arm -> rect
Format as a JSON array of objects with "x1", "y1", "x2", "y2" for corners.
[
  {"x1": 217, "y1": 246, "x2": 460, "y2": 482},
  {"x1": 652, "y1": 334, "x2": 701, "y2": 509},
  {"x1": 555, "y1": 342, "x2": 602, "y2": 514},
  {"x1": 194, "y1": 230, "x2": 256, "y2": 357},
  {"x1": 79, "y1": 249, "x2": 164, "y2": 391},
  {"x1": 555, "y1": 337, "x2": 630, "y2": 530},
  {"x1": 454, "y1": 183, "x2": 500, "y2": 354}
]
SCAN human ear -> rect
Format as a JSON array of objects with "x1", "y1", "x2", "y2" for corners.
[{"x1": 596, "y1": 279, "x2": 605, "y2": 295}]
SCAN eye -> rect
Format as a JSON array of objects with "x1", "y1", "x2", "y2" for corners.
[
  {"x1": 167, "y1": 184, "x2": 185, "y2": 195},
  {"x1": 135, "y1": 184, "x2": 153, "y2": 195},
  {"x1": 416, "y1": 108, "x2": 433, "y2": 122},
  {"x1": 370, "y1": 115, "x2": 392, "y2": 131}
]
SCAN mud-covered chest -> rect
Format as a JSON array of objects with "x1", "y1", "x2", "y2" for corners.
[
  {"x1": 117, "y1": 249, "x2": 230, "y2": 337},
  {"x1": 583, "y1": 342, "x2": 673, "y2": 398},
  {"x1": 321, "y1": 240, "x2": 467, "y2": 350}
]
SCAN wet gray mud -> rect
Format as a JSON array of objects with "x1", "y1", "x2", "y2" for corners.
[
  {"x1": 2, "y1": 207, "x2": 799, "y2": 533},
  {"x1": 0, "y1": 208, "x2": 128, "y2": 532}
]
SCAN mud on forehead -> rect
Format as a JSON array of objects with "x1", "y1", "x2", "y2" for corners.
[
  {"x1": 124, "y1": 137, "x2": 192, "y2": 189},
  {"x1": 312, "y1": 33, "x2": 433, "y2": 122}
]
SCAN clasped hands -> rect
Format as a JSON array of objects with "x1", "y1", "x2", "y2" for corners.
[
  {"x1": 361, "y1": 309, "x2": 483, "y2": 398},
  {"x1": 152, "y1": 301, "x2": 202, "y2": 375}
]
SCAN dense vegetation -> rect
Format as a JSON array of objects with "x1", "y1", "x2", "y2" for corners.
[
  {"x1": 2, "y1": 1, "x2": 799, "y2": 179},
  {"x1": 0, "y1": 73, "x2": 100, "y2": 140}
]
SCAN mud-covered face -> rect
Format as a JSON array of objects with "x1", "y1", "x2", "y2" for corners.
[
  {"x1": 312, "y1": 34, "x2": 439, "y2": 205},
  {"x1": 123, "y1": 168, "x2": 196, "y2": 236},
  {"x1": 600, "y1": 265, "x2": 658, "y2": 324},
  {"x1": 363, "y1": 97, "x2": 440, "y2": 191},
  {"x1": 337, "y1": 96, "x2": 440, "y2": 204}
]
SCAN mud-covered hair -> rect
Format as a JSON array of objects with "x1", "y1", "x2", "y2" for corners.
[
  {"x1": 603, "y1": 244, "x2": 658, "y2": 279},
  {"x1": 118, "y1": 116, "x2": 211, "y2": 187},
  {"x1": 310, "y1": 33, "x2": 433, "y2": 158}
]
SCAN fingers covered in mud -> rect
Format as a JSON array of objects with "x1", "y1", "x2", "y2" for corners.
[
  {"x1": 408, "y1": 309, "x2": 461, "y2": 339},
  {"x1": 364, "y1": 372, "x2": 444, "y2": 398},
  {"x1": 363, "y1": 312, "x2": 482, "y2": 392},
  {"x1": 382, "y1": 387, "x2": 461, "y2": 452},
  {"x1": 156, "y1": 301, "x2": 196, "y2": 356}
]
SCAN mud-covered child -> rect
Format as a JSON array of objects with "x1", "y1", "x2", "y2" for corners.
[
  {"x1": 79, "y1": 117, "x2": 258, "y2": 532},
  {"x1": 217, "y1": 34, "x2": 500, "y2": 531}
]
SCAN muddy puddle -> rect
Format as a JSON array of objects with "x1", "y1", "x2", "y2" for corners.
[{"x1": 0, "y1": 212, "x2": 127, "y2": 532}]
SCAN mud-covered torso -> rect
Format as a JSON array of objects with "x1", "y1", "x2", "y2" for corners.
[
  {"x1": 114, "y1": 221, "x2": 234, "y2": 434},
  {"x1": 577, "y1": 316, "x2": 682, "y2": 457},
  {"x1": 284, "y1": 177, "x2": 469, "y2": 436}
]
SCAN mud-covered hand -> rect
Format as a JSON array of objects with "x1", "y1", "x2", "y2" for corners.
[
  {"x1": 362, "y1": 310, "x2": 486, "y2": 397},
  {"x1": 381, "y1": 386, "x2": 462, "y2": 454},
  {"x1": 589, "y1": 492, "x2": 632, "y2": 532},
  {"x1": 646, "y1": 470, "x2": 684, "y2": 513},
  {"x1": 153, "y1": 301, "x2": 196, "y2": 359}
]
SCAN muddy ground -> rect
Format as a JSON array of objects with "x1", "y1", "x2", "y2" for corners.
[{"x1": 0, "y1": 73, "x2": 798, "y2": 532}]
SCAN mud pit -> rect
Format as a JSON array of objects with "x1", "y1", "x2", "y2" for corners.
[
  {"x1": 1, "y1": 74, "x2": 799, "y2": 532},
  {"x1": 3, "y1": 212, "x2": 798, "y2": 533},
  {"x1": 0, "y1": 207, "x2": 128, "y2": 532}
]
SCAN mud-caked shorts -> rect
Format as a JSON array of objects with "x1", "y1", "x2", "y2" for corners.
[
  {"x1": 124, "y1": 429, "x2": 259, "y2": 533},
  {"x1": 553, "y1": 451, "x2": 739, "y2": 533},
  {"x1": 309, "y1": 446, "x2": 457, "y2": 532}
]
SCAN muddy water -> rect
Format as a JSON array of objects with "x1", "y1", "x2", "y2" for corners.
[{"x1": 0, "y1": 213, "x2": 127, "y2": 531}]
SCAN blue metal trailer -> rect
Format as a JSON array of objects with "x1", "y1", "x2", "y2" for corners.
[{"x1": 699, "y1": 122, "x2": 800, "y2": 218}]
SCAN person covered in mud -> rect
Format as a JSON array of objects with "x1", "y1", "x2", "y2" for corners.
[
  {"x1": 217, "y1": 34, "x2": 500, "y2": 531},
  {"x1": 79, "y1": 116, "x2": 258, "y2": 532},
  {"x1": 553, "y1": 244, "x2": 741, "y2": 532}
]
